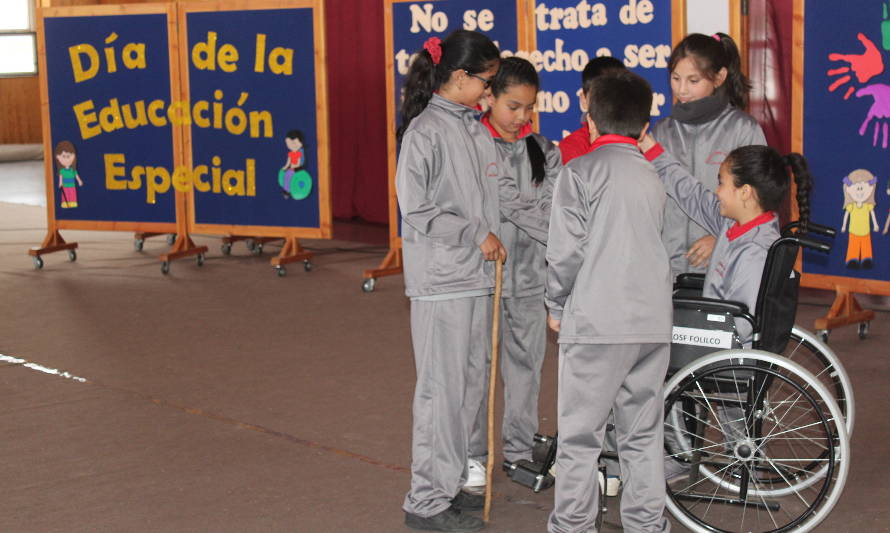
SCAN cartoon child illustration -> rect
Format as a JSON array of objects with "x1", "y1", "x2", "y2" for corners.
[
  {"x1": 841, "y1": 169, "x2": 880, "y2": 268},
  {"x1": 55, "y1": 140, "x2": 83, "y2": 208},
  {"x1": 278, "y1": 129, "x2": 313, "y2": 200}
]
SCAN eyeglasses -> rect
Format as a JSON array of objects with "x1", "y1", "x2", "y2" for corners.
[{"x1": 465, "y1": 70, "x2": 492, "y2": 89}]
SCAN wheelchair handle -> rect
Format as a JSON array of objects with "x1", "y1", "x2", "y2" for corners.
[
  {"x1": 782, "y1": 221, "x2": 836, "y2": 238},
  {"x1": 796, "y1": 235, "x2": 832, "y2": 253}
]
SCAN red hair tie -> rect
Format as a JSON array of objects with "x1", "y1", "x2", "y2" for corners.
[
  {"x1": 712, "y1": 33, "x2": 722, "y2": 42},
  {"x1": 424, "y1": 36, "x2": 442, "y2": 65}
]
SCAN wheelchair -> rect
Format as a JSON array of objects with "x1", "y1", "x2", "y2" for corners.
[{"x1": 506, "y1": 222, "x2": 852, "y2": 533}]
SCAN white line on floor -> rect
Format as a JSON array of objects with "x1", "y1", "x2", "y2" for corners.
[{"x1": 0, "y1": 353, "x2": 87, "y2": 382}]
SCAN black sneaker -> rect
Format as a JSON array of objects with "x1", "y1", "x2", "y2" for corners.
[
  {"x1": 405, "y1": 507, "x2": 484, "y2": 532},
  {"x1": 451, "y1": 490, "x2": 484, "y2": 511}
]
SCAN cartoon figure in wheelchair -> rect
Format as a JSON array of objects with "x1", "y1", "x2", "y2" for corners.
[{"x1": 506, "y1": 143, "x2": 853, "y2": 533}]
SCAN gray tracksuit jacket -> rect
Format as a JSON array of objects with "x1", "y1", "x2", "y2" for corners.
[
  {"x1": 396, "y1": 94, "x2": 501, "y2": 298},
  {"x1": 650, "y1": 148, "x2": 779, "y2": 344},
  {"x1": 493, "y1": 131, "x2": 561, "y2": 298},
  {"x1": 545, "y1": 138, "x2": 672, "y2": 344},
  {"x1": 651, "y1": 105, "x2": 766, "y2": 276}
]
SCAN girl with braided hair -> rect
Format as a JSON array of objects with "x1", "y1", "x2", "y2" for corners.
[{"x1": 640, "y1": 138, "x2": 813, "y2": 346}]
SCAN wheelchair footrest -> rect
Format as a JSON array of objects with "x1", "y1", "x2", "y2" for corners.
[{"x1": 503, "y1": 459, "x2": 555, "y2": 492}]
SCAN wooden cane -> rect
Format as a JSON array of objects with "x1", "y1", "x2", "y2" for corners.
[{"x1": 483, "y1": 257, "x2": 504, "y2": 523}]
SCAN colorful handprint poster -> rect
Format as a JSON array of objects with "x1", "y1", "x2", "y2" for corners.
[{"x1": 800, "y1": 0, "x2": 890, "y2": 284}]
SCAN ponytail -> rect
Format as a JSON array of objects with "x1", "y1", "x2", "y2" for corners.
[
  {"x1": 525, "y1": 136, "x2": 545, "y2": 185},
  {"x1": 669, "y1": 32, "x2": 752, "y2": 109},
  {"x1": 713, "y1": 32, "x2": 752, "y2": 109},
  {"x1": 397, "y1": 30, "x2": 500, "y2": 142},
  {"x1": 783, "y1": 153, "x2": 813, "y2": 234},
  {"x1": 397, "y1": 49, "x2": 437, "y2": 142}
]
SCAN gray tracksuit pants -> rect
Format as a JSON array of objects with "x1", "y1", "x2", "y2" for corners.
[
  {"x1": 468, "y1": 294, "x2": 548, "y2": 463},
  {"x1": 548, "y1": 343, "x2": 671, "y2": 533},
  {"x1": 403, "y1": 295, "x2": 492, "y2": 517}
]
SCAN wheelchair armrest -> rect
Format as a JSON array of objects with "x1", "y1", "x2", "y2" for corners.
[
  {"x1": 674, "y1": 273, "x2": 705, "y2": 290},
  {"x1": 672, "y1": 296, "x2": 756, "y2": 329}
]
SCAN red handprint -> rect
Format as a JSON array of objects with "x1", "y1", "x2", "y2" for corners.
[
  {"x1": 828, "y1": 33, "x2": 885, "y2": 99},
  {"x1": 856, "y1": 83, "x2": 890, "y2": 148}
]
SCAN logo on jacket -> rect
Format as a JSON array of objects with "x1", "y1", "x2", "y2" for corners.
[
  {"x1": 706, "y1": 151, "x2": 728, "y2": 165},
  {"x1": 486, "y1": 162, "x2": 498, "y2": 177}
]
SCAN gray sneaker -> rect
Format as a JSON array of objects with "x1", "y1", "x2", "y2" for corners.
[
  {"x1": 664, "y1": 458, "x2": 690, "y2": 482},
  {"x1": 450, "y1": 490, "x2": 484, "y2": 511},
  {"x1": 405, "y1": 507, "x2": 484, "y2": 532}
]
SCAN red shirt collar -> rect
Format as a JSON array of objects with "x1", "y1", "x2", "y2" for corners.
[
  {"x1": 588, "y1": 134, "x2": 639, "y2": 154},
  {"x1": 726, "y1": 211, "x2": 777, "y2": 241},
  {"x1": 480, "y1": 113, "x2": 533, "y2": 141}
]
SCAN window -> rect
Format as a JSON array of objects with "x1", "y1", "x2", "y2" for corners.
[{"x1": 0, "y1": 0, "x2": 37, "y2": 76}]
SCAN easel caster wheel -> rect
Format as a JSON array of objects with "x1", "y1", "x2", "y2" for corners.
[
  {"x1": 275, "y1": 266, "x2": 287, "y2": 277},
  {"x1": 196, "y1": 253, "x2": 205, "y2": 267},
  {"x1": 362, "y1": 278, "x2": 376, "y2": 292},
  {"x1": 818, "y1": 329, "x2": 830, "y2": 343},
  {"x1": 32, "y1": 256, "x2": 44, "y2": 270},
  {"x1": 253, "y1": 244, "x2": 264, "y2": 256},
  {"x1": 161, "y1": 261, "x2": 170, "y2": 275},
  {"x1": 221, "y1": 243, "x2": 232, "y2": 255},
  {"x1": 858, "y1": 322, "x2": 869, "y2": 340},
  {"x1": 67, "y1": 250, "x2": 77, "y2": 262},
  {"x1": 166, "y1": 234, "x2": 177, "y2": 245},
  {"x1": 303, "y1": 260, "x2": 313, "y2": 272},
  {"x1": 134, "y1": 239, "x2": 144, "y2": 251}
]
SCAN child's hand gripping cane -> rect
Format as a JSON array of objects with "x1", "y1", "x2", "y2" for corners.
[{"x1": 484, "y1": 250, "x2": 506, "y2": 523}]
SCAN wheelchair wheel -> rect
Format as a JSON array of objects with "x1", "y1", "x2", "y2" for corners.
[
  {"x1": 664, "y1": 350, "x2": 849, "y2": 533},
  {"x1": 785, "y1": 326, "x2": 855, "y2": 436}
]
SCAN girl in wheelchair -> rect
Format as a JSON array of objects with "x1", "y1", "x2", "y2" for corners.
[{"x1": 638, "y1": 138, "x2": 812, "y2": 346}]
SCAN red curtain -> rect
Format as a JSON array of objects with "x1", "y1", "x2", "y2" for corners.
[
  {"x1": 748, "y1": 0, "x2": 793, "y2": 154},
  {"x1": 325, "y1": 0, "x2": 390, "y2": 223}
]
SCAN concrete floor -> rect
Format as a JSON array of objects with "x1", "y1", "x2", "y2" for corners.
[{"x1": 1, "y1": 158, "x2": 888, "y2": 532}]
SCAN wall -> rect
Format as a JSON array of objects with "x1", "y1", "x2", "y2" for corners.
[{"x1": 0, "y1": 76, "x2": 41, "y2": 144}]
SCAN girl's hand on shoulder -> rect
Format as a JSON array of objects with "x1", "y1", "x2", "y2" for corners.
[
  {"x1": 686, "y1": 235, "x2": 716, "y2": 268},
  {"x1": 638, "y1": 134, "x2": 656, "y2": 153},
  {"x1": 480, "y1": 232, "x2": 507, "y2": 262}
]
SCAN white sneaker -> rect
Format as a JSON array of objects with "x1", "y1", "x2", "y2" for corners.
[
  {"x1": 598, "y1": 471, "x2": 621, "y2": 497},
  {"x1": 464, "y1": 458, "x2": 486, "y2": 488}
]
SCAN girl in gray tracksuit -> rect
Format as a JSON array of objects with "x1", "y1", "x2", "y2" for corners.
[
  {"x1": 395, "y1": 30, "x2": 503, "y2": 533},
  {"x1": 642, "y1": 139, "x2": 814, "y2": 478},
  {"x1": 641, "y1": 139, "x2": 813, "y2": 346},
  {"x1": 474, "y1": 57, "x2": 561, "y2": 466},
  {"x1": 651, "y1": 32, "x2": 766, "y2": 278}
]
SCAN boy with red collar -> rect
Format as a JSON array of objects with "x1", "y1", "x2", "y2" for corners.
[
  {"x1": 558, "y1": 56, "x2": 627, "y2": 164},
  {"x1": 545, "y1": 71, "x2": 672, "y2": 533}
]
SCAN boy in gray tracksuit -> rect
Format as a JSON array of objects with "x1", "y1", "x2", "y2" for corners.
[{"x1": 545, "y1": 71, "x2": 672, "y2": 533}]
